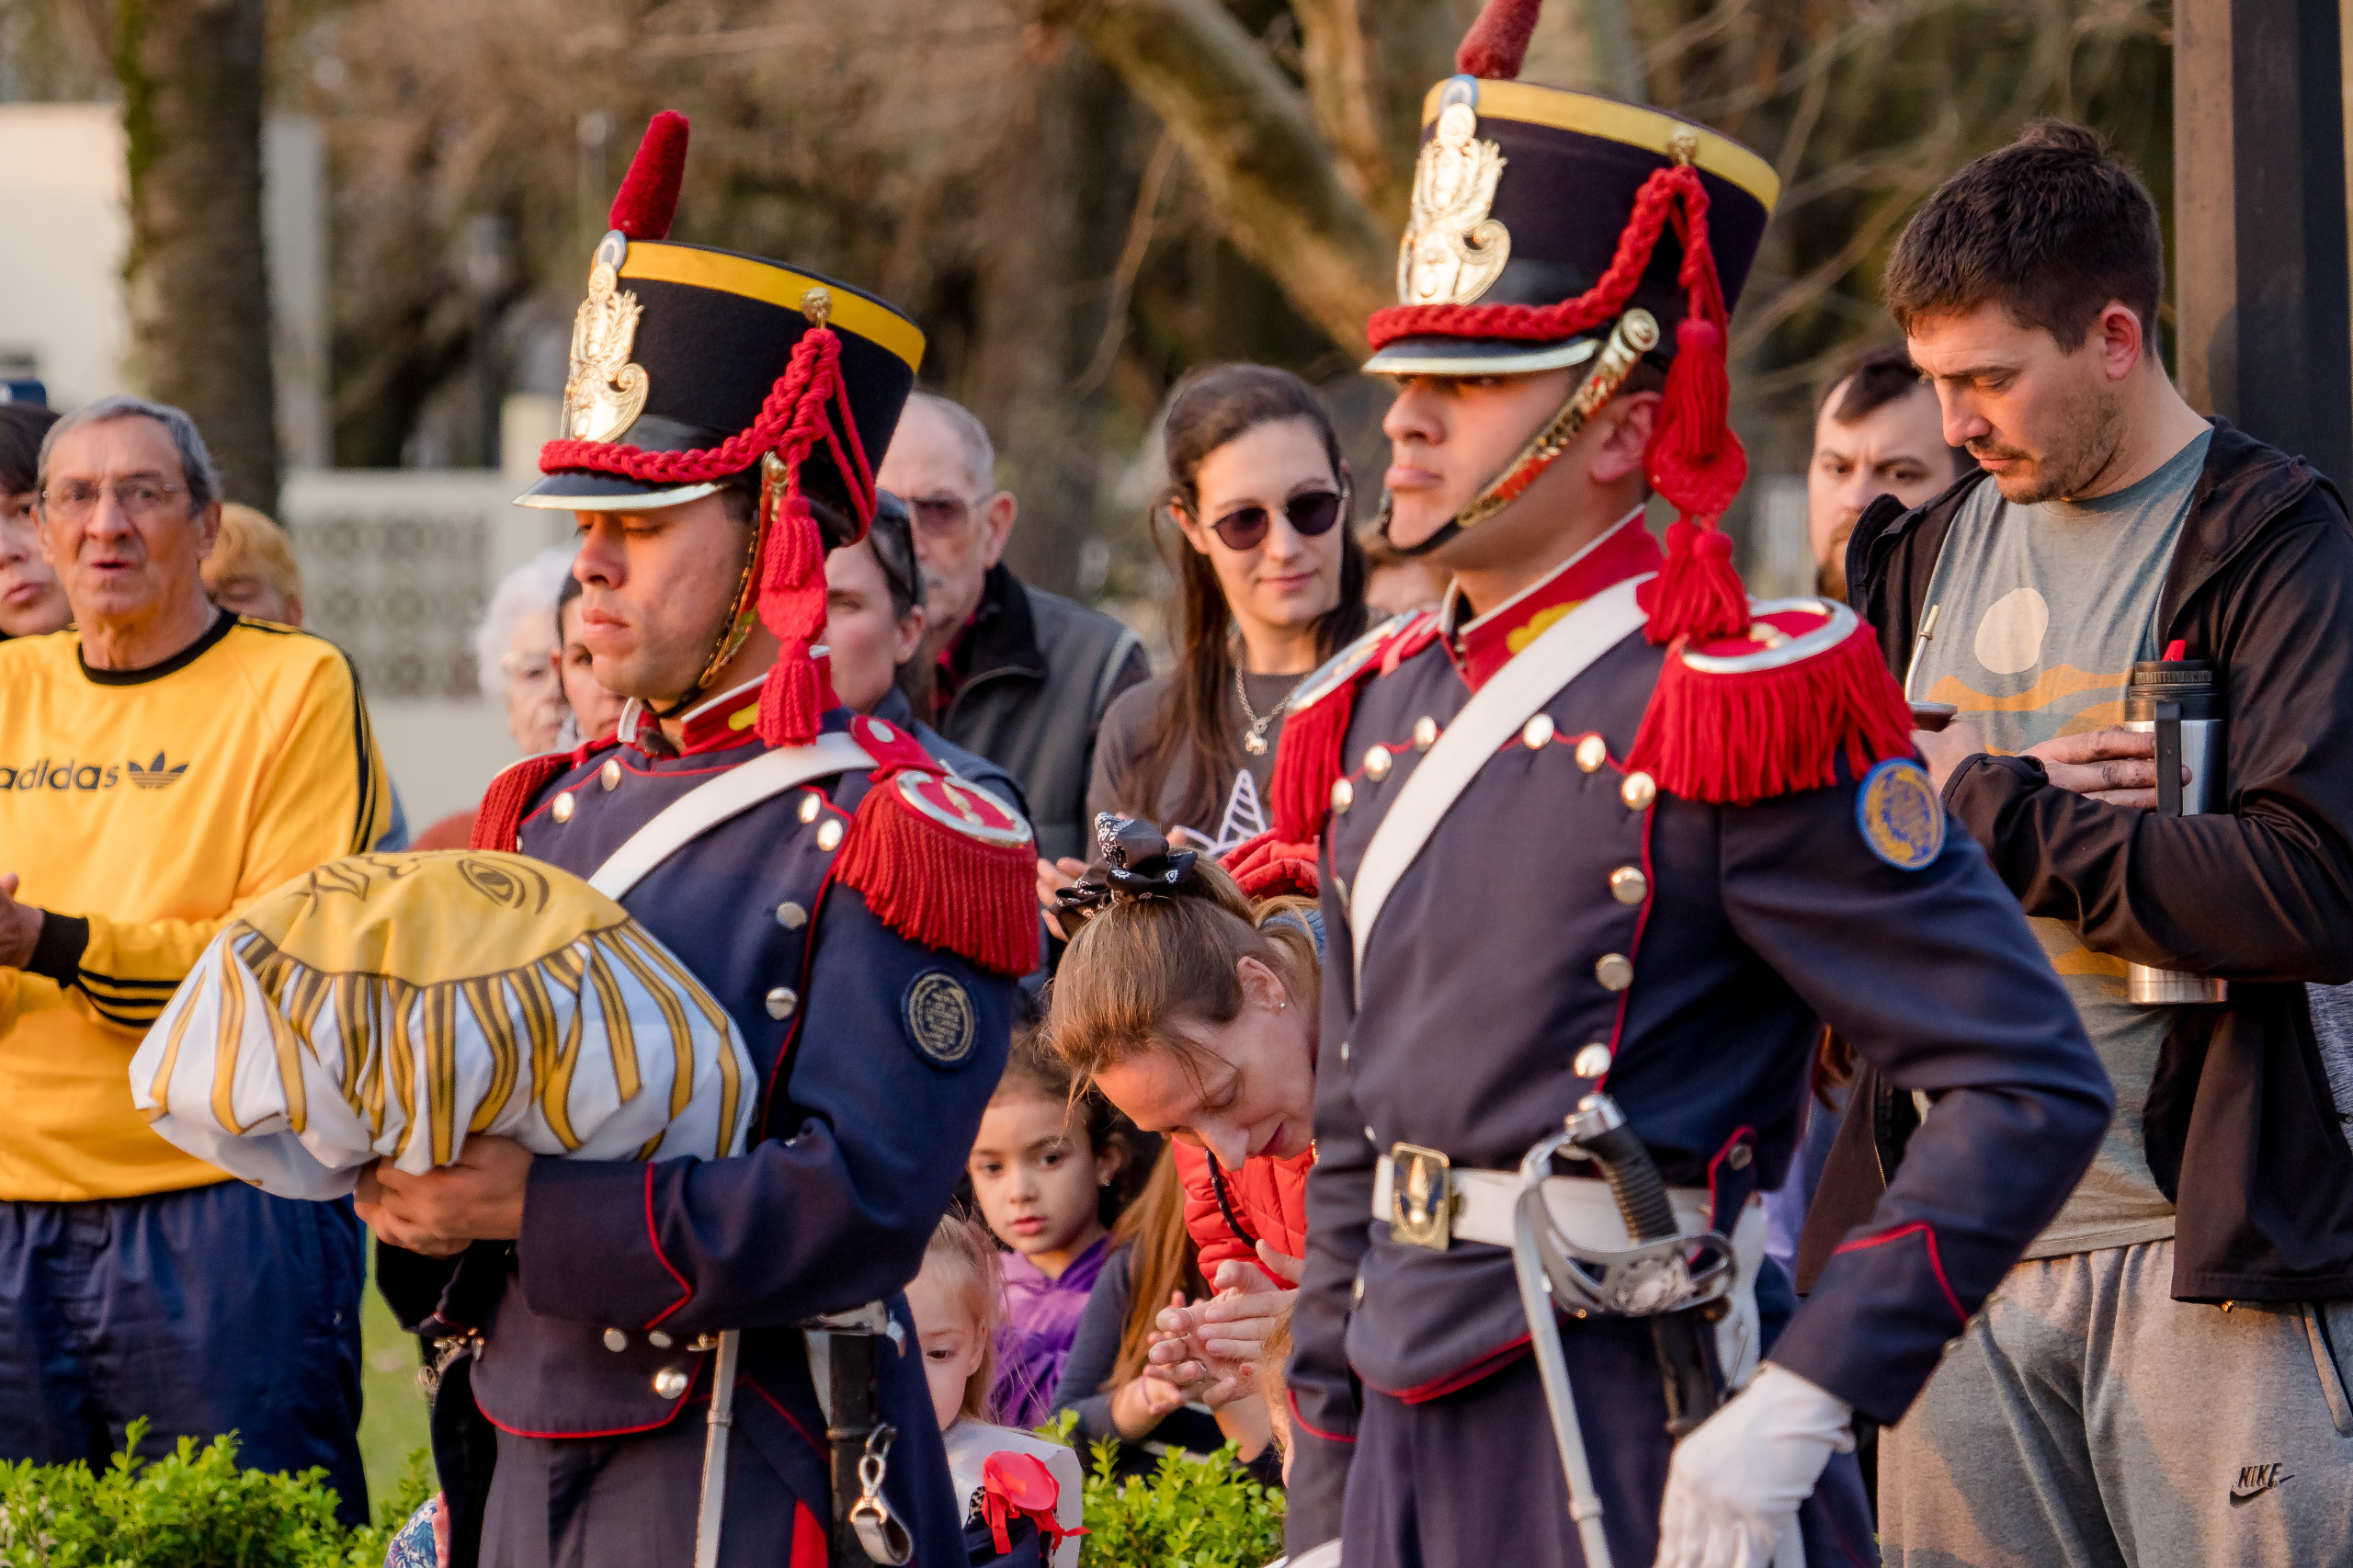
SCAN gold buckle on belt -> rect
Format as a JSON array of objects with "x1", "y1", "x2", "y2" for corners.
[{"x1": 1390, "y1": 1142, "x2": 1458, "y2": 1250}]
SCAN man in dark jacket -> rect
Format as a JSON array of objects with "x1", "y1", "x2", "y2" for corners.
[
  {"x1": 1818, "y1": 119, "x2": 2353, "y2": 1564},
  {"x1": 877, "y1": 392, "x2": 1147, "y2": 863}
]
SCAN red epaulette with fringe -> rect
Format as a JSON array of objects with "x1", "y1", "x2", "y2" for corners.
[
  {"x1": 1626, "y1": 597, "x2": 1913, "y2": 806},
  {"x1": 1269, "y1": 611, "x2": 1438, "y2": 842},
  {"x1": 832, "y1": 715, "x2": 1041, "y2": 977},
  {"x1": 469, "y1": 736, "x2": 622, "y2": 852}
]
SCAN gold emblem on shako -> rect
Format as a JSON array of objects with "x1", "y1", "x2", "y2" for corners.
[
  {"x1": 903, "y1": 970, "x2": 977, "y2": 1065},
  {"x1": 1858, "y1": 758, "x2": 1945, "y2": 870},
  {"x1": 1399, "y1": 96, "x2": 1511, "y2": 307}
]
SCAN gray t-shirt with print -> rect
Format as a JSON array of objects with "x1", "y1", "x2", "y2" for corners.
[{"x1": 1914, "y1": 429, "x2": 2211, "y2": 1258}]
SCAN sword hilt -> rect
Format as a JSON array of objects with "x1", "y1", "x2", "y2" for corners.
[{"x1": 1564, "y1": 1094, "x2": 1678, "y2": 1243}]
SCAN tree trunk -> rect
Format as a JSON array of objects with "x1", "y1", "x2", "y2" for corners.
[
  {"x1": 967, "y1": 43, "x2": 1120, "y2": 598},
  {"x1": 114, "y1": 0, "x2": 279, "y2": 510},
  {"x1": 1292, "y1": 0, "x2": 1463, "y2": 224},
  {"x1": 1038, "y1": 0, "x2": 1394, "y2": 354}
]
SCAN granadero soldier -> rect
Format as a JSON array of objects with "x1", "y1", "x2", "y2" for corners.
[
  {"x1": 357, "y1": 113, "x2": 1039, "y2": 1568},
  {"x1": 1271, "y1": 2, "x2": 2115, "y2": 1564}
]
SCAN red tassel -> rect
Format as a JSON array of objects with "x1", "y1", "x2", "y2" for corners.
[
  {"x1": 1219, "y1": 829, "x2": 1322, "y2": 900},
  {"x1": 1643, "y1": 519, "x2": 1749, "y2": 648},
  {"x1": 1627, "y1": 619, "x2": 1915, "y2": 806},
  {"x1": 834, "y1": 773, "x2": 1042, "y2": 977},
  {"x1": 1646, "y1": 317, "x2": 1746, "y2": 525},
  {"x1": 754, "y1": 496, "x2": 833, "y2": 747},
  {"x1": 1457, "y1": 0, "x2": 1544, "y2": 78},
  {"x1": 756, "y1": 642, "x2": 835, "y2": 749},
  {"x1": 608, "y1": 111, "x2": 690, "y2": 241},
  {"x1": 1269, "y1": 685, "x2": 1354, "y2": 844},
  {"x1": 470, "y1": 753, "x2": 574, "y2": 851}
]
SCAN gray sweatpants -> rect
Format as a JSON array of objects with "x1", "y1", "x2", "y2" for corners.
[{"x1": 1880, "y1": 1240, "x2": 2353, "y2": 1567}]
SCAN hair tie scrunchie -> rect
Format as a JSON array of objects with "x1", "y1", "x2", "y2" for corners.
[{"x1": 1054, "y1": 813, "x2": 1201, "y2": 925}]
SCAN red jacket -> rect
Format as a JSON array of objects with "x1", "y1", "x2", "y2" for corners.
[{"x1": 1174, "y1": 1142, "x2": 1312, "y2": 1284}]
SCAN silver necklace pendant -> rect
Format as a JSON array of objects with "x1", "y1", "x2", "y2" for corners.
[{"x1": 1235, "y1": 657, "x2": 1304, "y2": 759}]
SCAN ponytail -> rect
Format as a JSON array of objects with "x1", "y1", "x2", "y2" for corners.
[{"x1": 1045, "y1": 815, "x2": 1320, "y2": 1085}]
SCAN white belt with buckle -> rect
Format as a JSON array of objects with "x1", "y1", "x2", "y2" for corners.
[{"x1": 1370, "y1": 1149, "x2": 1769, "y2": 1391}]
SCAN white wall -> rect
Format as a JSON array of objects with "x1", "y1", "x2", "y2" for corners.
[
  {"x1": 278, "y1": 463, "x2": 575, "y2": 835},
  {"x1": 374, "y1": 699, "x2": 529, "y2": 834},
  {"x1": 0, "y1": 102, "x2": 325, "y2": 457},
  {"x1": 0, "y1": 105, "x2": 126, "y2": 410}
]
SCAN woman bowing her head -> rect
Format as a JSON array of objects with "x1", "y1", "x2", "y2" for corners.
[{"x1": 1046, "y1": 816, "x2": 1322, "y2": 1430}]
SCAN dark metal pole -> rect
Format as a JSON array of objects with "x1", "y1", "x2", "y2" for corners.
[{"x1": 2175, "y1": 0, "x2": 2353, "y2": 485}]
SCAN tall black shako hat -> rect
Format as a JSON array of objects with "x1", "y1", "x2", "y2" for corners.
[
  {"x1": 1368, "y1": 0, "x2": 1777, "y2": 656},
  {"x1": 517, "y1": 111, "x2": 925, "y2": 749}
]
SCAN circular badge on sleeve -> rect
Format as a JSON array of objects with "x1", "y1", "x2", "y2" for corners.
[
  {"x1": 903, "y1": 970, "x2": 977, "y2": 1066},
  {"x1": 1857, "y1": 758, "x2": 1945, "y2": 871}
]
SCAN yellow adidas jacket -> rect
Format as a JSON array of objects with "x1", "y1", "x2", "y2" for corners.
[{"x1": 0, "y1": 615, "x2": 392, "y2": 1200}]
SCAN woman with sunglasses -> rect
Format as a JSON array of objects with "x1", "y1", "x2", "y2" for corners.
[{"x1": 1086, "y1": 365, "x2": 1370, "y2": 848}]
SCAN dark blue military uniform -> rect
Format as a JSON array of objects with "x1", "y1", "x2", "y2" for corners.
[
  {"x1": 386, "y1": 687, "x2": 1020, "y2": 1568},
  {"x1": 1280, "y1": 551, "x2": 2114, "y2": 1565},
  {"x1": 380, "y1": 105, "x2": 1039, "y2": 1568},
  {"x1": 1271, "y1": 36, "x2": 2114, "y2": 1563}
]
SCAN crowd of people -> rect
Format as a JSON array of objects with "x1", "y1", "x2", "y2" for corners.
[{"x1": 4, "y1": 6, "x2": 2353, "y2": 1565}]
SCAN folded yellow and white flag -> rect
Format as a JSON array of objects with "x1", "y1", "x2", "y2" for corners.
[{"x1": 130, "y1": 850, "x2": 756, "y2": 1199}]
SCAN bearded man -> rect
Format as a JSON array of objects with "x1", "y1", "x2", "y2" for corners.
[{"x1": 1820, "y1": 119, "x2": 2353, "y2": 1568}]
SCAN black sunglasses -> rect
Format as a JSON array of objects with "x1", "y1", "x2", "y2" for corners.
[{"x1": 1206, "y1": 486, "x2": 1347, "y2": 551}]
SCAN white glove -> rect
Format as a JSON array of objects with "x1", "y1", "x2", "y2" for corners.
[{"x1": 1653, "y1": 1363, "x2": 1853, "y2": 1568}]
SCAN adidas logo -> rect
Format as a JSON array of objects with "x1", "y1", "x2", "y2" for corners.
[{"x1": 126, "y1": 752, "x2": 189, "y2": 791}]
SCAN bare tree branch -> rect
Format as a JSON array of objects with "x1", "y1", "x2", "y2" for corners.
[
  {"x1": 1034, "y1": 0, "x2": 1395, "y2": 352},
  {"x1": 1075, "y1": 131, "x2": 1180, "y2": 392}
]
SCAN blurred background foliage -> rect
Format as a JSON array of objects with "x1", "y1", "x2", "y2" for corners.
[{"x1": 0, "y1": 0, "x2": 2170, "y2": 593}]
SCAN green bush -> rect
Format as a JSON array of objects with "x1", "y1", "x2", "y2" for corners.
[
  {"x1": 1033, "y1": 1413, "x2": 1286, "y2": 1568},
  {"x1": 0, "y1": 1422, "x2": 433, "y2": 1568},
  {"x1": 0, "y1": 1415, "x2": 1286, "y2": 1568}
]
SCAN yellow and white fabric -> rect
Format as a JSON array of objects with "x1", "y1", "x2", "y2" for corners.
[{"x1": 129, "y1": 851, "x2": 755, "y2": 1199}]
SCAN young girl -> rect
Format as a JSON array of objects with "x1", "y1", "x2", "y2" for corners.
[
  {"x1": 1050, "y1": 1144, "x2": 1257, "y2": 1470},
  {"x1": 1047, "y1": 817, "x2": 1322, "y2": 1427},
  {"x1": 1086, "y1": 364, "x2": 1370, "y2": 848},
  {"x1": 965, "y1": 1029, "x2": 1131, "y2": 1426},
  {"x1": 907, "y1": 1213, "x2": 1086, "y2": 1568}
]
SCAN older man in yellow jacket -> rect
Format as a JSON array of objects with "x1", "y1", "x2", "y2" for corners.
[{"x1": 0, "y1": 395, "x2": 392, "y2": 1525}]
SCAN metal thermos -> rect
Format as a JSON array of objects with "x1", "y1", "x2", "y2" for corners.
[{"x1": 2122, "y1": 659, "x2": 2227, "y2": 1005}]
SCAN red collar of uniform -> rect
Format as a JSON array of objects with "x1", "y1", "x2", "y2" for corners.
[
  {"x1": 1444, "y1": 508, "x2": 1662, "y2": 689},
  {"x1": 617, "y1": 654, "x2": 837, "y2": 758}
]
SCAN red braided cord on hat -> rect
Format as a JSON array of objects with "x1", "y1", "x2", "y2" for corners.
[
  {"x1": 541, "y1": 327, "x2": 845, "y2": 485},
  {"x1": 1367, "y1": 163, "x2": 1709, "y2": 349}
]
